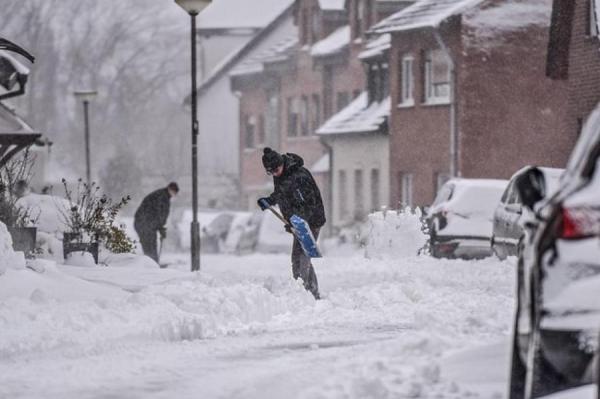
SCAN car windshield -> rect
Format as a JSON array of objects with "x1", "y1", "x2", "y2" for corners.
[{"x1": 432, "y1": 183, "x2": 454, "y2": 206}]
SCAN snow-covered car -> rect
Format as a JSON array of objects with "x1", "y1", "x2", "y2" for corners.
[
  {"x1": 491, "y1": 166, "x2": 563, "y2": 260},
  {"x1": 426, "y1": 178, "x2": 507, "y2": 259},
  {"x1": 508, "y1": 105, "x2": 600, "y2": 399}
]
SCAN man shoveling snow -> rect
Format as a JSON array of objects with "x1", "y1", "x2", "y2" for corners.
[{"x1": 257, "y1": 148, "x2": 325, "y2": 300}]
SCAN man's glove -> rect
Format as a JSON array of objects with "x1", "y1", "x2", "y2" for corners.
[
  {"x1": 257, "y1": 197, "x2": 271, "y2": 211},
  {"x1": 284, "y1": 224, "x2": 293, "y2": 234},
  {"x1": 158, "y1": 226, "x2": 167, "y2": 240}
]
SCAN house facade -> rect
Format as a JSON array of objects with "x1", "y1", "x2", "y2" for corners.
[
  {"x1": 547, "y1": 0, "x2": 600, "y2": 138},
  {"x1": 232, "y1": 0, "x2": 411, "y2": 231},
  {"x1": 372, "y1": 0, "x2": 570, "y2": 207}
]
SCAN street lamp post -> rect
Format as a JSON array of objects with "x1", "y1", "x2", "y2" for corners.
[
  {"x1": 73, "y1": 90, "x2": 98, "y2": 186},
  {"x1": 174, "y1": 0, "x2": 211, "y2": 272}
]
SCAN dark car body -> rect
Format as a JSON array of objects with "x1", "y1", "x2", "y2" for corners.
[
  {"x1": 508, "y1": 106, "x2": 600, "y2": 399},
  {"x1": 426, "y1": 178, "x2": 507, "y2": 259},
  {"x1": 491, "y1": 167, "x2": 563, "y2": 260}
]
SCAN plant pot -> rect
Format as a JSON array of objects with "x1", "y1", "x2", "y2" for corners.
[
  {"x1": 63, "y1": 232, "x2": 99, "y2": 264},
  {"x1": 8, "y1": 226, "x2": 37, "y2": 254}
]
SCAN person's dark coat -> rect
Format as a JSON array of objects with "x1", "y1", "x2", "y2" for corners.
[
  {"x1": 266, "y1": 153, "x2": 325, "y2": 228},
  {"x1": 134, "y1": 188, "x2": 171, "y2": 232}
]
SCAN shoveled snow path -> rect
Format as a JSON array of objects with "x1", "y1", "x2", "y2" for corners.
[{"x1": 0, "y1": 253, "x2": 515, "y2": 399}]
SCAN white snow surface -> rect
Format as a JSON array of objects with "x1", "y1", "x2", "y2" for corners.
[
  {"x1": 317, "y1": 92, "x2": 390, "y2": 135},
  {"x1": 310, "y1": 25, "x2": 350, "y2": 57},
  {"x1": 0, "y1": 215, "x2": 516, "y2": 399},
  {"x1": 318, "y1": 0, "x2": 346, "y2": 11},
  {"x1": 464, "y1": 0, "x2": 553, "y2": 48}
]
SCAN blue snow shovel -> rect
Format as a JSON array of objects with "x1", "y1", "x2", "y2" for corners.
[{"x1": 259, "y1": 199, "x2": 322, "y2": 258}]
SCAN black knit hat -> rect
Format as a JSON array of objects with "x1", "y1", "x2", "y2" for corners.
[{"x1": 262, "y1": 147, "x2": 283, "y2": 172}]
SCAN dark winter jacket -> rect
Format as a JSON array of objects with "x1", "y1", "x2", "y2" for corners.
[
  {"x1": 134, "y1": 188, "x2": 171, "y2": 231},
  {"x1": 266, "y1": 153, "x2": 326, "y2": 228}
]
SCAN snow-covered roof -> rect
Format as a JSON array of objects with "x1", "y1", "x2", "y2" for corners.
[
  {"x1": 358, "y1": 34, "x2": 391, "y2": 59},
  {"x1": 230, "y1": 36, "x2": 298, "y2": 77},
  {"x1": 310, "y1": 25, "x2": 350, "y2": 58},
  {"x1": 317, "y1": 92, "x2": 390, "y2": 135},
  {"x1": 463, "y1": 0, "x2": 553, "y2": 48},
  {"x1": 371, "y1": 0, "x2": 485, "y2": 33},
  {"x1": 311, "y1": 154, "x2": 330, "y2": 173},
  {"x1": 0, "y1": 102, "x2": 35, "y2": 135},
  {"x1": 0, "y1": 50, "x2": 30, "y2": 75},
  {"x1": 318, "y1": 0, "x2": 346, "y2": 11},
  {"x1": 197, "y1": 0, "x2": 295, "y2": 30}
]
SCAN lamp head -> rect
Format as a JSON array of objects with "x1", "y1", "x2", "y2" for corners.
[
  {"x1": 174, "y1": 0, "x2": 212, "y2": 15},
  {"x1": 73, "y1": 90, "x2": 98, "y2": 103}
]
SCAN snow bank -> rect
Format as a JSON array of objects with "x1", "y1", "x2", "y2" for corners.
[
  {"x1": 0, "y1": 264, "x2": 314, "y2": 358},
  {"x1": 364, "y1": 207, "x2": 428, "y2": 259},
  {"x1": 16, "y1": 193, "x2": 70, "y2": 235}
]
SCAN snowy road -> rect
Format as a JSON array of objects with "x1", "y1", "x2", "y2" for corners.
[{"x1": 0, "y1": 253, "x2": 515, "y2": 399}]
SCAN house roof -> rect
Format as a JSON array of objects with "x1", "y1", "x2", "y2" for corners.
[
  {"x1": 190, "y1": 2, "x2": 295, "y2": 100},
  {"x1": 197, "y1": 0, "x2": 295, "y2": 30},
  {"x1": 317, "y1": 92, "x2": 390, "y2": 135},
  {"x1": 310, "y1": 25, "x2": 351, "y2": 58},
  {"x1": 318, "y1": 0, "x2": 346, "y2": 11},
  {"x1": 358, "y1": 33, "x2": 391, "y2": 59},
  {"x1": 311, "y1": 153, "x2": 330, "y2": 173},
  {"x1": 0, "y1": 102, "x2": 41, "y2": 167},
  {"x1": 230, "y1": 36, "x2": 298, "y2": 77},
  {"x1": 371, "y1": 0, "x2": 484, "y2": 33}
]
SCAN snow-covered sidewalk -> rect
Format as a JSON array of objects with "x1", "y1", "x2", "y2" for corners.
[{"x1": 0, "y1": 251, "x2": 515, "y2": 399}]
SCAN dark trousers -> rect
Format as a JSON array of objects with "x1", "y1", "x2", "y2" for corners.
[
  {"x1": 135, "y1": 223, "x2": 159, "y2": 263},
  {"x1": 291, "y1": 227, "x2": 320, "y2": 299}
]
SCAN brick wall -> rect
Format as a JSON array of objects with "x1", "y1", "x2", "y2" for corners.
[{"x1": 566, "y1": 0, "x2": 600, "y2": 138}]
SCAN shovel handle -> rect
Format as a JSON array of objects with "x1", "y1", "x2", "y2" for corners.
[{"x1": 266, "y1": 205, "x2": 289, "y2": 225}]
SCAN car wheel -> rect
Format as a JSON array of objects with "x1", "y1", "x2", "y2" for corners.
[{"x1": 525, "y1": 329, "x2": 566, "y2": 398}]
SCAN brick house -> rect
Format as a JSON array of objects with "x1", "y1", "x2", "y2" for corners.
[
  {"x1": 547, "y1": 0, "x2": 600, "y2": 138},
  {"x1": 231, "y1": 0, "x2": 412, "y2": 231},
  {"x1": 371, "y1": 0, "x2": 570, "y2": 208}
]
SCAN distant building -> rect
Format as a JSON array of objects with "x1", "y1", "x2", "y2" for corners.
[
  {"x1": 371, "y1": 0, "x2": 570, "y2": 207},
  {"x1": 547, "y1": 0, "x2": 600, "y2": 138},
  {"x1": 231, "y1": 0, "x2": 411, "y2": 230}
]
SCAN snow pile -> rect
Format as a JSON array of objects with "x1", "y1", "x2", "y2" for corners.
[
  {"x1": 465, "y1": 0, "x2": 552, "y2": 48},
  {"x1": 0, "y1": 264, "x2": 314, "y2": 359},
  {"x1": 364, "y1": 207, "x2": 428, "y2": 259},
  {"x1": 0, "y1": 222, "x2": 26, "y2": 275}
]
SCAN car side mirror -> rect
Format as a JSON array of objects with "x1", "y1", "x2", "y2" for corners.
[{"x1": 515, "y1": 167, "x2": 546, "y2": 211}]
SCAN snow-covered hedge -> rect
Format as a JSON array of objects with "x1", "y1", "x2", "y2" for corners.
[{"x1": 364, "y1": 207, "x2": 428, "y2": 259}]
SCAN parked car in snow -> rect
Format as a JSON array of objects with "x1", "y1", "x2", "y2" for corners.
[
  {"x1": 491, "y1": 166, "x2": 563, "y2": 259},
  {"x1": 508, "y1": 105, "x2": 600, "y2": 399},
  {"x1": 426, "y1": 178, "x2": 507, "y2": 259}
]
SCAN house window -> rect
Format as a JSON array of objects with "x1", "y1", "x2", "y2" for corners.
[
  {"x1": 336, "y1": 91, "x2": 349, "y2": 111},
  {"x1": 300, "y1": 95, "x2": 309, "y2": 135},
  {"x1": 381, "y1": 62, "x2": 390, "y2": 100},
  {"x1": 287, "y1": 97, "x2": 298, "y2": 137},
  {"x1": 244, "y1": 115, "x2": 256, "y2": 148},
  {"x1": 400, "y1": 55, "x2": 414, "y2": 105},
  {"x1": 400, "y1": 172, "x2": 414, "y2": 208},
  {"x1": 424, "y1": 49, "x2": 450, "y2": 103},
  {"x1": 339, "y1": 170, "x2": 348, "y2": 220},
  {"x1": 354, "y1": 169, "x2": 364, "y2": 220},
  {"x1": 367, "y1": 63, "x2": 378, "y2": 103},
  {"x1": 311, "y1": 94, "x2": 321, "y2": 132},
  {"x1": 371, "y1": 168, "x2": 380, "y2": 211},
  {"x1": 589, "y1": 0, "x2": 599, "y2": 36}
]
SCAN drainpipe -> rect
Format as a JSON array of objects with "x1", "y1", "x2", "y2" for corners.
[
  {"x1": 320, "y1": 138, "x2": 334, "y2": 238},
  {"x1": 433, "y1": 29, "x2": 459, "y2": 178}
]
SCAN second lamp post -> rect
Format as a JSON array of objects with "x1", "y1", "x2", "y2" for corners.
[{"x1": 74, "y1": 90, "x2": 97, "y2": 186}]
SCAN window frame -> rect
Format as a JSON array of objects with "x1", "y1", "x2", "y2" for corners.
[
  {"x1": 424, "y1": 49, "x2": 450, "y2": 104},
  {"x1": 400, "y1": 55, "x2": 414, "y2": 106}
]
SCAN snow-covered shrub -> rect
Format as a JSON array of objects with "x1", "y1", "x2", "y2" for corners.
[
  {"x1": 364, "y1": 207, "x2": 429, "y2": 259},
  {"x1": 0, "y1": 150, "x2": 38, "y2": 228},
  {"x1": 57, "y1": 179, "x2": 135, "y2": 253}
]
